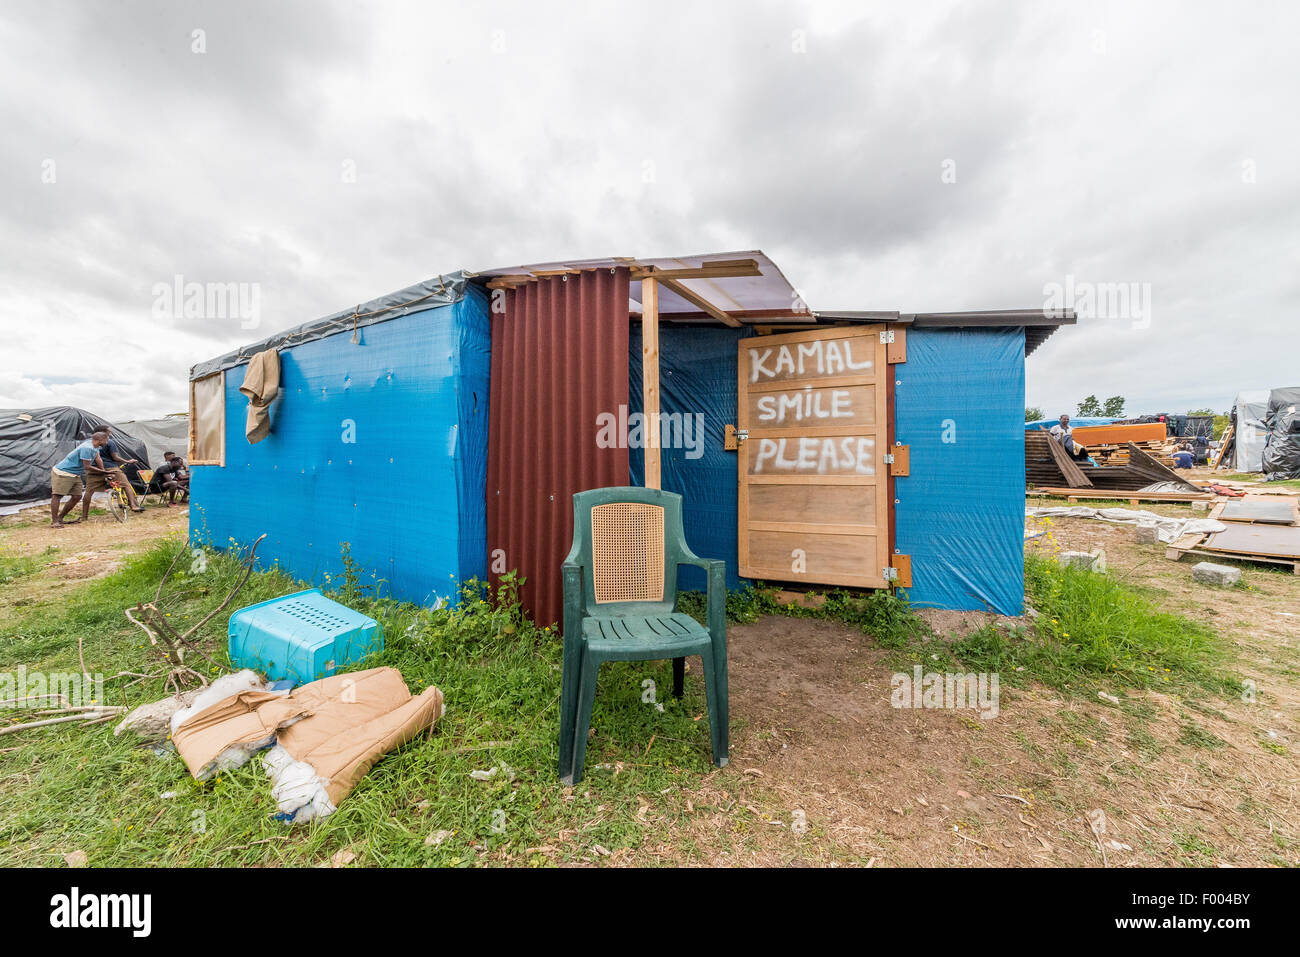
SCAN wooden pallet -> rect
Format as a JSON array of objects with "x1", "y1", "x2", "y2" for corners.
[
  {"x1": 1165, "y1": 532, "x2": 1300, "y2": 574},
  {"x1": 1030, "y1": 487, "x2": 1216, "y2": 505},
  {"x1": 1208, "y1": 497, "x2": 1300, "y2": 525}
]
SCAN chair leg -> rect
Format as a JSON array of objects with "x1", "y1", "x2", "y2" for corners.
[
  {"x1": 672, "y1": 656, "x2": 685, "y2": 698},
  {"x1": 700, "y1": 648, "x2": 729, "y2": 768},
  {"x1": 569, "y1": 649, "x2": 602, "y2": 785},
  {"x1": 558, "y1": 645, "x2": 582, "y2": 784}
]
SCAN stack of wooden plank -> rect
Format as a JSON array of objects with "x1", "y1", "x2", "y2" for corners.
[
  {"x1": 1025, "y1": 430, "x2": 1210, "y2": 503},
  {"x1": 1166, "y1": 496, "x2": 1300, "y2": 573},
  {"x1": 1056, "y1": 422, "x2": 1177, "y2": 467},
  {"x1": 1087, "y1": 441, "x2": 1177, "y2": 467}
]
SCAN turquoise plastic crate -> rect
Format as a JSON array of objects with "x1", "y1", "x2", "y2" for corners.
[{"x1": 228, "y1": 588, "x2": 383, "y2": 683}]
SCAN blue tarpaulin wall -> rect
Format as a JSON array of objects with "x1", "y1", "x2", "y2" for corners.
[
  {"x1": 190, "y1": 288, "x2": 491, "y2": 606},
  {"x1": 629, "y1": 325, "x2": 747, "y2": 591},
  {"x1": 895, "y1": 327, "x2": 1025, "y2": 616}
]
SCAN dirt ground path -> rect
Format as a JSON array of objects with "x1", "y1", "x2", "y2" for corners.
[
  {"x1": 640, "y1": 503, "x2": 1299, "y2": 867},
  {"x1": 0, "y1": 505, "x2": 188, "y2": 616},
  {"x1": 3, "y1": 497, "x2": 1295, "y2": 867}
]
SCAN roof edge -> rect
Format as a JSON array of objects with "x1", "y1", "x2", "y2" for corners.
[
  {"x1": 812, "y1": 307, "x2": 1076, "y2": 356},
  {"x1": 189, "y1": 269, "x2": 469, "y2": 380}
]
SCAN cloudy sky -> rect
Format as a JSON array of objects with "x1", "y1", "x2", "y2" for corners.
[{"x1": 1, "y1": 0, "x2": 1295, "y2": 422}]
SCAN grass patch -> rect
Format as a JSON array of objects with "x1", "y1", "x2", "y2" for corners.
[
  {"x1": 0, "y1": 542, "x2": 42, "y2": 586},
  {"x1": 1020, "y1": 554, "x2": 1234, "y2": 694},
  {"x1": 750, "y1": 553, "x2": 1235, "y2": 697},
  {"x1": 0, "y1": 528, "x2": 1250, "y2": 867},
  {"x1": 1177, "y1": 722, "x2": 1229, "y2": 751},
  {"x1": 0, "y1": 538, "x2": 736, "y2": 867}
]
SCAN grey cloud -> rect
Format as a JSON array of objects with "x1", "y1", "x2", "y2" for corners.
[{"x1": 0, "y1": 0, "x2": 1297, "y2": 423}]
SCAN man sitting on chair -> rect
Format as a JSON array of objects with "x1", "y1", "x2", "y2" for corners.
[{"x1": 148, "y1": 452, "x2": 190, "y2": 506}]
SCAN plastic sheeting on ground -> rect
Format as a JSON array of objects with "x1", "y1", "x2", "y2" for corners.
[
  {"x1": 1025, "y1": 506, "x2": 1225, "y2": 544},
  {"x1": 896, "y1": 328, "x2": 1026, "y2": 616},
  {"x1": 628, "y1": 324, "x2": 748, "y2": 591},
  {"x1": 189, "y1": 287, "x2": 491, "y2": 607}
]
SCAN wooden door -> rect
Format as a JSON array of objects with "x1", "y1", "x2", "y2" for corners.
[{"x1": 737, "y1": 325, "x2": 891, "y2": 588}]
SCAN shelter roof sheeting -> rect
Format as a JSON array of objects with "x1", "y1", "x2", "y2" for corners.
[{"x1": 473, "y1": 250, "x2": 810, "y2": 323}]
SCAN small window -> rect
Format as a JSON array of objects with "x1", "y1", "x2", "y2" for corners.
[{"x1": 189, "y1": 372, "x2": 226, "y2": 465}]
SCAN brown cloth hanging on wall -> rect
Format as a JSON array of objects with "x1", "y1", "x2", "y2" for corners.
[{"x1": 239, "y1": 348, "x2": 280, "y2": 443}]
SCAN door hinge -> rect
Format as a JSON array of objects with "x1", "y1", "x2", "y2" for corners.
[
  {"x1": 885, "y1": 325, "x2": 907, "y2": 363},
  {"x1": 889, "y1": 444, "x2": 910, "y2": 476},
  {"x1": 883, "y1": 453, "x2": 894, "y2": 464},
  {"x1": 724, "y1": 424, "x2": 747, "y2": 450},
  {"x1": 890, "y1": 554, "x2": 913, "y2": 588},
  {"x1": 882, "y1": 567, "x2": 898, "y2": 582},
  {"x1": 879, "y1": 330, "x2": 895, "y2": 344}
]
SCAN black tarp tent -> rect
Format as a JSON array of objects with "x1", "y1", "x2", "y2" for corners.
[
  {"x1": 0, "y1": 407, "x2": 148, "y2": 508},
  {"x1": 1261, "y1": 386, "x2": 1300, "y2": 481}
]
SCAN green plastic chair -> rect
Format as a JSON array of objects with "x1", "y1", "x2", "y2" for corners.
[{"x1": 558, "y1": 486, "x2": 728, "y2": 785}]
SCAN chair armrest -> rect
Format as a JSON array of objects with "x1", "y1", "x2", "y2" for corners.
[
  {"x1": 561, "y1": 561, "x2": 584, "y2": 643},
  {"x1": 677, "y1": 549, "x2": 726, "y2": 646},
  {"x1": 675, "y1": 542, "x2": 711, "y2": 570}
]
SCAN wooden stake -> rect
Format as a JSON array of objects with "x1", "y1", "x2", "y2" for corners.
[{"x1": 642, "y1": 278, "x2": 661, "y2": 489}]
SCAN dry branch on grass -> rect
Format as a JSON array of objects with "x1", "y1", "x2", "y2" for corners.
[
  {"x1": 0, "y1": 706, "x2": 126, "y2": 737},
  {"x1": 120, "y1": 533, "x2": 267, "y2": 694}
]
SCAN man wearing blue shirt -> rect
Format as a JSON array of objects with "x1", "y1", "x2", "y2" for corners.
[
  {"x1": 98, "y1": 425, "x2": 145, "y2": 508},
  {"x1": 49, "y1": 432, "x2": 109, "y2": 528}
]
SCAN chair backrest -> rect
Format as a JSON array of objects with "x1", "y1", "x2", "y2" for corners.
[
  {"x1": 590, "y1": 501, "x2": 665, "y2": 602},
  {"x1": 567, "y1": 487, "x2": 687, "y2": 615}
]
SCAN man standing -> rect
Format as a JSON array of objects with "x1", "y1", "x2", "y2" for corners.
[
  {"x1": 79, "y1": 430, "x2": 144, "y2": 520},
  {"x1": 98, "y1": 425, "x2": 146, "y2": 509},
  {"x1": 49, "y1": 432, "x2": 108, "y2": 527}
]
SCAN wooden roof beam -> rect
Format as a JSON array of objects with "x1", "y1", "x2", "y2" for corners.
[
  {"x1": 657, "y1": 277, "x2": 742, "y2": 327},
  {"x1": 630, "y1": 259, "x2": 760, "y2": 281}
]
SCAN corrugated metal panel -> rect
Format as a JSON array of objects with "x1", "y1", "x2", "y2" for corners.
[{"x1": 487, "y1": 269, "x2": 630, "y2": 627}]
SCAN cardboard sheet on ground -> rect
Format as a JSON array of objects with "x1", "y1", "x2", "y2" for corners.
[{"x1": 172, "y1": 667, "x2": 442, "y2": 820}]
